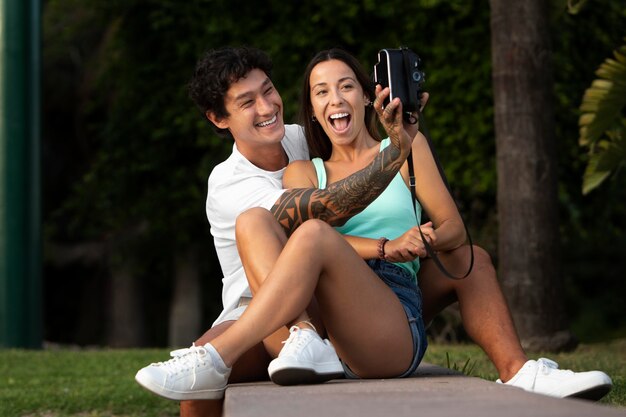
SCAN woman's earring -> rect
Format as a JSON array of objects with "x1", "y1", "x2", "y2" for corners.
[
  {"x1": 312, "y1": 115, "x2": 317, "y2": 122},
  {"x1": 365, "y1": 100, "x2": 373, "y2": 107}
]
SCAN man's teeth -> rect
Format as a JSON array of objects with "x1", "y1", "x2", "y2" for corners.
[
  {"x1": 257, "y1": 115, "x2": 277, "y2": 127},
  {"x1": 330, "y1": 113, "x2": 349, "y2": 119}
]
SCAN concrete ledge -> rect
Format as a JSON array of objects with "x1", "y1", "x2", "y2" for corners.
[{"x1": 224, "y1": 363, "x2": 625, "y2": 417}]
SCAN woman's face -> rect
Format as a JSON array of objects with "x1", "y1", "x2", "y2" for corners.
[{"x1": 309, "y1": 59, "x2": 369, "y2": 146}]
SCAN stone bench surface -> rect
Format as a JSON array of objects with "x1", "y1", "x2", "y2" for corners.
[{"x1": 224, "y1": 363, "x2": 626, "y2": 417}]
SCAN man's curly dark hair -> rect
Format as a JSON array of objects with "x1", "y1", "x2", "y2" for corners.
[{"x1": 188, "y1": 46, "x2": 273, "y2": 137}]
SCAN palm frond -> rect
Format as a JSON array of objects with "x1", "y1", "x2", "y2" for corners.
[
  {"x1": 579, "y1": 39, "x2": 626, "y2": 194},
  {"x1": 567, "y1": 0, "x2": 590, "y2": 15}
]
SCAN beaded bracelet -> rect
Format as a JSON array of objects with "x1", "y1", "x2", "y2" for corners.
[{"x1": 377, "y1": 237, "x2": 389, "y2": 260}]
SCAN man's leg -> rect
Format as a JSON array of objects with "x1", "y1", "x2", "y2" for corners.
[
  {"x1": 419, "y1": 245, "x2": 527, "y2": 381},
  {"x1": 419, "y1": 245, "x2": 613, "y2": 400}
]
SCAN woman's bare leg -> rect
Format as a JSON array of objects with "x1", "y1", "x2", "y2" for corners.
[
  {"x1": 418, "y1": 245, "x2": 527, "y2": 381},
  {"x1": 211, "y1": 217, "x2": 415, "y2": 378}
]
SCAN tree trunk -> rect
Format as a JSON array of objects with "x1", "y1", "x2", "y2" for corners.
[
  {"x1": 168, "y1": 247, "x2": 202, "y2": 347},
  {"x1": 489, "y1": 0, "x2": 576, "y2": 351},
  {"x1": 107, "y1": 254, "x2": 145, "y2": 347}
]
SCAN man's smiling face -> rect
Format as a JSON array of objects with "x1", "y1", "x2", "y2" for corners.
[{"x1": 211, "y1": 69, "x2": 285, "y2": 150}]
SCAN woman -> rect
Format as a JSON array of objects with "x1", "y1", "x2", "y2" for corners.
[{"x1": 280, "y1": 48, "x2": 466, "y2": 378}]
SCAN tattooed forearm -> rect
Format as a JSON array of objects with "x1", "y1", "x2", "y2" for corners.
[{"x1": 271, "y1": 142, "x2": 406, "y2": 236}]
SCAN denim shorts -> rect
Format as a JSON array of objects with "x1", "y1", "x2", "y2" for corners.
[{"x1": 342, "y1": 259, "x2": 428, "y2": 379}]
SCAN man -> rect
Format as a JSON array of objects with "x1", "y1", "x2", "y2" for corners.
[{"x1": 135, "y1": 46, "x2": 612, "y2": 417}]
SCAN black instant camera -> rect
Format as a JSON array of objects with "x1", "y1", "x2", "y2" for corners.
[{"x1": 373, "y1": 47, "x2": 425, "y2": 122}]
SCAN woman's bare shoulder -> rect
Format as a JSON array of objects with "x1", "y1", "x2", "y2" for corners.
[{"x1": 283, "y1": 160, "x2": 317, "y2": 188}]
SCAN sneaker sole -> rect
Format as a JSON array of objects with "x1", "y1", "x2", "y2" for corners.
[
  {"x1": 566, "y1": 384, "x2": 612, "y2": 402},
  {"x1": 269, "y1": 366, "x2": 345, "y2": 386},
  {"x1": 135, "y1": 373, "x2": 225, "y2": 400}
]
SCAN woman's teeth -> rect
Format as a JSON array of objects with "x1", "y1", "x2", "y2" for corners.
[{"x1": 329, "y1": 113, "x2": 350, "y2": 130}]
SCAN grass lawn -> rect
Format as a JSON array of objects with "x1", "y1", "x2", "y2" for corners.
[{"x1": 0, "y1": 339, "x2": 624, "y2": 417}]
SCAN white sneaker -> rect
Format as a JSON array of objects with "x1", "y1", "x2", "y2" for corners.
[
  {"x1": 268, "y1": 325, "x2": 345, "y2": 386},
  {"x1": 497, "y1": 358, "x2": 613, "y2": 400},
  {"x1": 135, "y1": 343, "x2": 231, "y2": 400}
]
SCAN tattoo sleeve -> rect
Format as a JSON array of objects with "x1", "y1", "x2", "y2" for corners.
[{"x1": 270, "y1": 143, "x2": 406, "y2": 236}]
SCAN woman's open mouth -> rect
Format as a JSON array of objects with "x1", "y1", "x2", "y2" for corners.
[{"x1": 329, "y1": 112, "x2": 351, "y2": 132}]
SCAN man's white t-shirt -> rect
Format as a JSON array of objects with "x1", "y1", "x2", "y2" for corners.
[{"x1": 206, "y1": 124, "x2": 309, "y2": 325}]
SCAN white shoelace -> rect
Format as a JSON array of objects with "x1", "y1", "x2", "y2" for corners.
[
  {"x1": 528, "y1": 358, "x2": 560, "y2": 389},
  {"x1": 536, "y1": 358, "x2": 559, "y2": 375},
  {"x1": 152, "y1": 343, "x2": 208, "y2": 389},
  {"x1": 280, "y1": 326, "x2": 314, "y2": 357}
]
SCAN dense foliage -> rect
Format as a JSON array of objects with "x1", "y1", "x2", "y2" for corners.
[{"x1": 42, "y1": 0, "x2": 626, "y2": 345}]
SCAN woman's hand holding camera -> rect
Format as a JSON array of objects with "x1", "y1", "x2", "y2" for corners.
[
  {"x1": 373, "y1": 85, "x2": 413, "y2": 158},
  {"x1": 383, "y1": 221, "x2": 437, "y2": 262}
]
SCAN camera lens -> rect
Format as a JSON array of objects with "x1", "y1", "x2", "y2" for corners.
[{"x1": 412, "y1": 71, "x2": 422, "y2": 82}]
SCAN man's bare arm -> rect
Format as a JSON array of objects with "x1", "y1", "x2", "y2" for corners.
[{"x1": 271, "y1": 142, "x2": 406, "y2": 235}]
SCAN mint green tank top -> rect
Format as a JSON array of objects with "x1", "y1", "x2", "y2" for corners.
[{"x1": 312, "y1": 138, "x2": 422, "y2": 277}]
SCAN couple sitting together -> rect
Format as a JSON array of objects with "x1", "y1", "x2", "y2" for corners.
[{"x1": 135, "y1": 46, "x2": 612, "y2": 416}]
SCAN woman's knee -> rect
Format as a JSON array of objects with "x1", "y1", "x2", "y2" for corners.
[{"x1": 289, "y1": 219, "x2": 335, "y2": 245}]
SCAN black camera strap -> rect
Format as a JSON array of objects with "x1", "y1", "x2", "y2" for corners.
[
  {"x1": 407, "y1": 113, "x2": 474, "y2": 280},
  {"x1": 376, "y1": 46, "x2": 473, "y2": 279}
]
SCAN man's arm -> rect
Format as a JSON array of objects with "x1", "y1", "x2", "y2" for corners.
[
  {"x1": 271, "y1": 143, "x2": 405, "y2": 234},
  {"x1": 271, "y1": 88, "x2": 410, "y2": 236}
]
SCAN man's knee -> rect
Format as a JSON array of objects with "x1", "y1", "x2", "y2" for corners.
[
  {"x1": 432, "y1": 245, "x2": 496, "y2": 289},
  {"x1": 235, "y1": 207, "x2": 278, "y2": 239},
  {"x1": 470, "y1": 245, "x2": 496, "y2": 275},
  {"x1": 236, "y1": 207, "x2": 272, "y2": 229}
]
